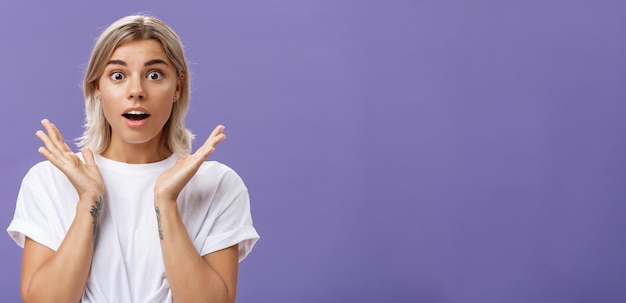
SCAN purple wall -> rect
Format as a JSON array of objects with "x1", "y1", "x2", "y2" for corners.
[{"x1": 2, "y1": 1, "x2": 625, "y2": 302}]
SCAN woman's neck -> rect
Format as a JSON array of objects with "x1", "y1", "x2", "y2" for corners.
[{"x1": 100, "y1": 138, "x2": 172, "y2": 164}]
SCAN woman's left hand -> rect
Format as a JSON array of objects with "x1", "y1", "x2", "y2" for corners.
[{"x1": 154, "y1": 125, "x2": 226, "y2": 203}]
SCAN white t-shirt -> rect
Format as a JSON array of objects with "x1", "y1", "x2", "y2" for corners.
[{"x1": 7, "y1": 153, "x2": 259, "y2": 302}]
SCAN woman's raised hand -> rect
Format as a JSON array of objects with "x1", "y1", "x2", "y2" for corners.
[
  {"x1": 35, "y1": 119, "x2": 104, "y2": 201},
  {"x1": 154, "y1": 125, "x2": 226, "y2": 203}
]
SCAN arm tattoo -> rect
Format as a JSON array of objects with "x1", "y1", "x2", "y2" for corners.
[
  {"x1": 90, "y1": 197, "x2": 103, "y2": 235},
  {"x1": 155, "y1": 207, "x2": 164, "y2": 240}
]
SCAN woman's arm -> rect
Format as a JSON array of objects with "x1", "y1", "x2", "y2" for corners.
[
  {"x1": 21, "y1": 196, "x2": 101, "y2": 303},
  {"x1": 154, "y1": 125, "x2": 237, "y2": 302},
  {"x1": 155, "y1": 199, "x2": 239, "y2": 303},
  {"x1": 21, "y1": 119, "x2": 104, "y2": 302}
]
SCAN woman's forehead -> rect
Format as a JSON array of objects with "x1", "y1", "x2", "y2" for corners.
[{"x1": 109, "y1": 39, "x2": 168, "y2": 60}]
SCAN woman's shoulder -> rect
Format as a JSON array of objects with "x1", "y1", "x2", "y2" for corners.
[
  {"x1": 25, "y1": 157, "x2": 70, "y2": 179},
  {"x1": 20, "y1": 153, "x2": 81, "y2": 187},
  {"x1": 197, "y1": 160, "x2": 233, "y2": 173},
  {"x1": 195, "y1": 161, "x2": 247, "y2": 188}
]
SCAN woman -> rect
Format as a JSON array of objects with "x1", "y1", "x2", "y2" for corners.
[{"x1": 7, "y1": 14, "x2": 259, "y2": 302}]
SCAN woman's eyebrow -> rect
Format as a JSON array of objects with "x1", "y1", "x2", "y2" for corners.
[
  {"x1": 145, "y1": 59, "x2": 168, "y2": 66},
  {"x1": 106, "y1": 59, "x2": 126, "y2": 66},
  {"x1": 104, "y1": 59, "x2": 168, "y2": 66}
]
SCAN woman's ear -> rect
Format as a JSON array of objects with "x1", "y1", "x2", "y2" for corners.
[
  {"x1": 95, "y1": 83, "x2": 101, "y2": 100},
  {"x1": 174, "y1": 73, "x2": 184, "y2": 102}
]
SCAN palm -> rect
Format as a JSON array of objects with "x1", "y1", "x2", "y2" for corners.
[
  {"x1": 36, "y1": 119, "x2": 104, "y2": 198},
  {"x1": 155, "y1": 125, "x2": 226, "y2": 201},
  {"x1": 62, "y1": 151, "x2": 104, "y2": 197}
]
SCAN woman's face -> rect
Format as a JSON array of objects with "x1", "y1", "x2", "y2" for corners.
[{"x1": 96, "y1": 39, "x2": 181, "y2": 155}]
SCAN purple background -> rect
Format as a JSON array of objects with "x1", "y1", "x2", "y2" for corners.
[{"x1": 1, "y1": 1, "x2": 625, "y2": 302}]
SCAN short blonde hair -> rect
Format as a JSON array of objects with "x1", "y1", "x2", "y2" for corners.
[{"x1": 78, "y1": 14, "x2": 194, "y2": 155}]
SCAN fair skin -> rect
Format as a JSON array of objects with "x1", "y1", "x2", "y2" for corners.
[{"x1": 21, "y1": 39, "x2": 238, "y2": 303}]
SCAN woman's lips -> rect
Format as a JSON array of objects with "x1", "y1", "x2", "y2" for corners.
[
  {"x1": 122, "y1": 110, "x2": 150, "y2": 120},
  {"x1": 122, "y1": 110, "x2": 151, "y2": 128}
]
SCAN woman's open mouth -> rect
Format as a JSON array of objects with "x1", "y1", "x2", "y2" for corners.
[{"x1": 122, "y1": 110, "x2": 151, "y2": 121}]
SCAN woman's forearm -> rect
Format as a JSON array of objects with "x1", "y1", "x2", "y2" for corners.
[
  {"x1": 22, "y1": 197, "x2": 100, "y2": 303},
  {"x1": 155, "y1": 199, "x2": 235, "y2": 303}
]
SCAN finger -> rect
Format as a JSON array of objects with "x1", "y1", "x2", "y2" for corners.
[
  {"x1": 198, "y1": 135, "x2": 224, "y2": 159},
  {"x1": 41, "y1": 119, "x2": 59, "y2": 142},
  {"x1": 37, "y1": 145, "x2": 56, "y2": 162},
  {"x1": 82, "y1": 148, "x2": 102, "y2": 191},
  {"x1": 206, "y1": 125, "x2": 227, "y2": 148},
  {"x1": 190, "y1": 145, "x2": 214, "y2": 163},
  {"x1": 82, "y1": 147, "x2": 96, "y2": 167},
  {"x1": 41, "y1": 119, "x2": 69, "y2": 152},
  {"x1": 35, "y1": 128, "x2": 57, "y2": 162},
  {"x1": 208, "y1": 134, "x2": 226, "y2": 149},
  {"x1": 187, "y1": 125, "x2": 227, "y2": 162},
  {"x1": 209, "y1": 125, "x2": 225, "y2": 138},
  {"x1": 57, "y1": 129, "x2": 73, "y2": 152},
  {"x1": 49, "y1": 121, "x2": 72, "y2": 152},
  {"x1": 36, "y1": 127, "x2": 66, "y2": 160},
  {"x1": 35, "y1": 129, "x2": 51, "y2": 146},
  {"x1": 35, "y1": 129, "x2": 59, "y2": 157}
]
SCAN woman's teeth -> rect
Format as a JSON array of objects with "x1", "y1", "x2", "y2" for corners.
[{"x1": 122, "y1": 111, "x2": 150, "y2": 120}]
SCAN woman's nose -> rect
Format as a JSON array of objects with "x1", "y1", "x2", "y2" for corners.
[{"x1": 127, "y1": 77, "x2": 145, "y2": 100}]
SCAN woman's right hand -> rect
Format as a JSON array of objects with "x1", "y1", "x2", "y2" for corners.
[{"x1": 35, "y1": 119, "x2": 104, "y2": 201}]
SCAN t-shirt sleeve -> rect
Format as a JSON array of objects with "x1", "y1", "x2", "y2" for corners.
[
  {"x1": 200, "y1": 168, "x2": 260, "y2": 262},
  {"x1": 7, "y1": 172, "x2": 59, "y2": 251}
]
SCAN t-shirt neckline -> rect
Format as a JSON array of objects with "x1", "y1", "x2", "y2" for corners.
[{"x1": 93, "y1": 152, "x2": 179, "y2": 174}]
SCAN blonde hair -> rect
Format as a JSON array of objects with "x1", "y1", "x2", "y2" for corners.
[{"x1": 78, "y1": 14, "x2": 194, "y2": 155}]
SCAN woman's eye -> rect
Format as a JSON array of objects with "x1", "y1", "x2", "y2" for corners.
[
  {"x1": 110, "y1": 72, "x2": 124, "y2": 81},
  {"x1": 147, "y1": 71, "x2": 163, "y2": 80}
]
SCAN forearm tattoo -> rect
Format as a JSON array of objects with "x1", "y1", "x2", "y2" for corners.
[
  {"x1": 90, "y1": 197, "x2": 103, "y2": 235},
  {"x1": 155, "y1": 207, "x2": 164, "y2": 240}
]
